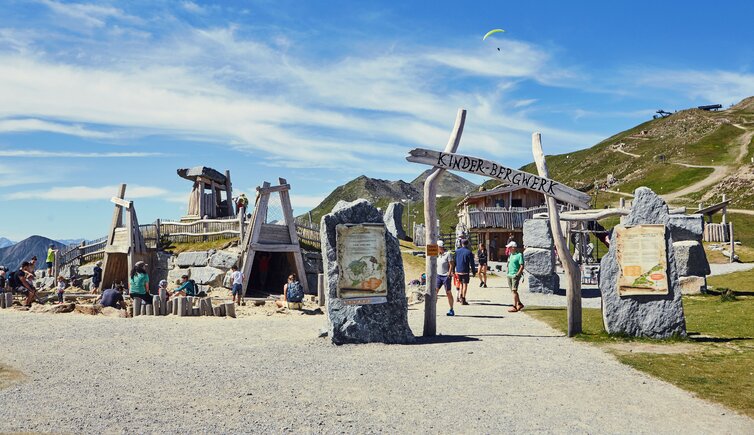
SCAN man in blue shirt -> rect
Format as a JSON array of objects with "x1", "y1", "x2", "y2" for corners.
[
  {"x1": 454, "y1": 239, "x2": 476, "y2": 305},
  {"x1": 99, "y1": 285, "x2": 125, "y2": 310}
]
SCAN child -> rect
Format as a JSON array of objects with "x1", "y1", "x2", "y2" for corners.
[{"x1": 56, "y1": 276, "x2": 66, "y2": 304}]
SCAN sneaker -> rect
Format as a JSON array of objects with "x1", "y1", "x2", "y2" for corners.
[
  {"x1": 479, "y1": 281, "x2": 483, "y2": 287},
  {"x1": 461, "y1": 298, "x2": 469, "y2": 306},
  {"x1": 483, "y1": 283, "x2": 487, "y2": 288},
  {"x1": 446, "y1": 309, "x2": 455, "y2": 316}
]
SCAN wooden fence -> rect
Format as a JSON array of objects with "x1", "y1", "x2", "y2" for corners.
[
  {"x1": 703, "y1": 223, "x2": 730, "y2": 242},
  {"x1": 464, "y1": 206, "x2": 548, "y2": 230},
  {"x1": 295, "y1": 222, "x2": 321, "y2": 250}
]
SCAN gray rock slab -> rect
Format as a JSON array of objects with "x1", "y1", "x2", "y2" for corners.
[
  {"x1": 382, "y1": 202, "x2": 408, "y2": 241},
  {"x1": 600, "y1": 187, "x2": 686, "y2": 339},
  {"x1": 207, "y1": 250, "x2": 239, "y2": 269},
  {"x1": 679, "y1": 276, "x2": 706, "y2": 295},
  {"x1": 176, "y1": 251, "x2": 209, "y2": 268},
  {"x1": 672, "y1": 240, "x2": 710, "y2": 277},
  {"x1": 188, "y1": 267, "x2": 225, "y2": 286},
  {"x1": 77, "y1": 264, "x2": 96, "y2": 277},
  {"x1": 526, "y1": 273, "x2": 559, "y2": 294},
  {"x1": 322, "y1": 199, "x2": 414, "y2": 345},
  {"x1": 668, "y1": 214, "x2": 704, "y2": 242},
  {"x1": 167, "y1": 268, "x2": 186, "y2": 285},
  {"x1": 523, "y1": 247, "x2": 555, "y2": 275},
  {"x1": 523, "y1": 218, "x2": 554, "y2": 249}
]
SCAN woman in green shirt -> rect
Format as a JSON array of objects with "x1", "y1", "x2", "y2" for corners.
[{"x1": 128, "y1": 261, "x2": 151, "y2": 305}]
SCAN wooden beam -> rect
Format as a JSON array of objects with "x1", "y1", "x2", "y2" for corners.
[
  {"x1": 423, "y1": 108, "x2": 466, "y2": 337},
  {"x1": 224, "y1": 169, "x2": 234, "y2": 217},
  {"x1": 278, "y1": 181, "x2": 309, "y2": 292},
  {"x1": 241, "y1": 182, "x2": 270, "y2": 284},
  {"x1": 532, "y1": 132, "x2": 582, "y2": 337},
  {"x1": 406, "y1": 148, "x2": 591, "y2": 209},
  {"x1": 256, "y1": 184, "x2": 291, "y2": 195},
  {"x1": 110, "y1": 196, "x2": 131, "y2": 209},
  {"x1": 249, "y1": 243, "x2": 301, "y2": 253}
]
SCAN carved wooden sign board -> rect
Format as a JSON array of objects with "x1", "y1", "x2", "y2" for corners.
[{"x1": 406, "y1": 148, "x2": 591, "y2": 209}]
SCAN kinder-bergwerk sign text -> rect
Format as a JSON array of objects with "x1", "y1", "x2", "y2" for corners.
[{"x1": 406, "y1": 148, "x2": 591, "y2": 209}]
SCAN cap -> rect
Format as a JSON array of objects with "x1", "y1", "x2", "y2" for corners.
[
  {"x1": 135, "y1": 261, "x2": 147, "y2": 267},
  {"x1": 159, "y1": 279, "x2": 168, "y2": 287},
  {"x1": 437, "y1": 240, "x2": 444, "y2": 247},
  {"x1": 506, "y1": 241, "x2": 518, "y2": 248}
]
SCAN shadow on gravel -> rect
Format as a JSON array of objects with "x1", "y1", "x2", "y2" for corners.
[
  {"x1": 473, "y1": 302, "x2": 509, "y2": 307},
  {"x1": 453, "y1": 315, "x2": 506, "y2": 319},
  {"x1": 467, "y1": 333, "x2": 565, "y2": 338},
  {"x1": 411, "y1": 335, "x2": 481, "y2": 345},
  {"x1": 687, "y1": 333, "x2": 752, "y2": 343}
]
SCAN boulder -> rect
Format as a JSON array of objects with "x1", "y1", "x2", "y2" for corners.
[
  {"x1": 176, "y1": 251, "x2": 210, "y2": 268},
  {"x1": 36, "y1": 277, "x2": 56, "y2": 290},
  {"x1": 74, "y1": 304, "x2": 102, "y2": 315},
  {"x1": 188, "y1": 266, "x2": 225, "y2": 286},
  {"x1": 167, "y1": 268, "x2": 187, "y2": 285},
  {"x1": 207, "y1": 250, "x2": 240, "y2": 269},
  {"x1": 679, "y1": 276, "x2": 706, "y2": 295},
  {"x1": 523, "y1": 247, "x2": 555, "y2": 276},
  {"x1": 672, "y1": 240, "x2": 710, "y2": 277},
  {"x1": 303, "y1": 251, "x2": 324, "y2": 274},
  {"x1": 322, "y1": 199, "x2": 414, "y2": 345},
  {"x1": 78, "y1": 263, "x2": 96, "y2": 277},
  {"x1": 526, "y1": 273, "x2": 560, "y2": 294},
  {"x1": 101, "y1": 306, "x2": 128, "y2": 318},
  {"x1": 82, "y1": 278, "x2": 93, "y2": 291},
  {"x1": 523, "y1": 218, "x2": 554, "y2": 249},
  {"x1": 382, "y1": 202, "x2": 408, "y2": 241},
  {"x1": 599, "y1": 187, "x2": 686, "y2": 338},
  {"x1": 668, "y1": 214, "x2": 704, "y2": 242}
]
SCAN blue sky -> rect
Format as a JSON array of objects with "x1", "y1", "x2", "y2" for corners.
[{"x1": 1, "y1": 0, "x2": 753, "y2": 241}]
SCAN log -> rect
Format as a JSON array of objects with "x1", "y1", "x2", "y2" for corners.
[
  {"x1": 168, "y1": 299, "x2": 175, "y2": 315},
  {"x1": 218, "y1": 303, "x2": 226, "y2": 317},
  {"x1": 177, "y1": 297, "x2": 186, "y2": 317},
  {"x1": 145, "y1": 303, "x2": 153, "y2": 316},
  {"x1": 1, "y1": 294, "x2": 5, "y2": 309},
  {"x1": 317, "y1": 273, "x2": 326, "y2": 307},
  {"x1": 140, "y1": 304, "x2": 147, "y2": 316},
  {"x1": 213, "y1": 306, "x2": 222, "y2": 316},
  {"x1": 422, "y1": 108, "x2": 466, "y2": 337},
  {"x1": 152, "y1": 295, "x2": 160, "y2": 315},
  {"x1": 133, "y1": 297, "x2": 142, "y2": 317},
  {"x1": 532, "y1": 132, "x2": 582, "y2": 336},
  {"x1": 159, "y1": 289, "x2": 168, "y2": 315},
  {"x1": 224, "y1": 301, "x2": 236, "y2": 318},
  {"x1": 205, "y1": 298, "x2": 214, "y2": 316},
  {"x1": 192, "y1": 307, "x2": 200, "y2": 316}
]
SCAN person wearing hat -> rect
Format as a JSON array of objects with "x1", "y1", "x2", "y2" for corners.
[
  {"x1": 435, "y1": 240, "x2": 455, "y2": 316},
  {"x1": 128, "y1": 261, "x2": 151, "y2": 306},
  {"x1": 91, "y1": 260, "x2": 103, "y2": 294},
  {"x1": 506, "y1": 241, "x2": 525, "y2": 312}
]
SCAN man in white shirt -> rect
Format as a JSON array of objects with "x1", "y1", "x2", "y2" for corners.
[{"x1": 436, "y1": 240, "x2": 455, "y2": 316}]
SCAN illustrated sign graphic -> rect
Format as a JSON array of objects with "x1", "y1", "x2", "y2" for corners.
[
  {"x1": 615, "y1": 224, "x2": 669, "y2": 296},
  {"x1": 336, "y1": 224, "x2": 388, "y2": 300}
]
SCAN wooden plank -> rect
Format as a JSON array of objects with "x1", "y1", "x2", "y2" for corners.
[
  {"x1": 422, "y1": 109, "x2": 466, "y2": 337},
  {"x1": 406, "y1": 148, "x2": 591, "y2": 209},
  {"x1": 256, "y1": 184, "x2": 291, "y2": 195},
  {"x1": 249, "y1": 243, "x2": 301, "y2": 253},
  {"x1": 110, "y1": 197, "x2": 131, "y2": 209},
  {"x1": 241, "y1": 182, "x2": 270, "y2": 283},
  {"x1": 532, "y1": 132, "x2": 582, "y2": 336}
]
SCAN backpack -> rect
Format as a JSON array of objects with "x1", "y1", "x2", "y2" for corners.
[
  {"x1": 286, "y1": 281, "x2": 304, "y2": 303},
  {"x1": 8, "y1": 271, "x2": 21, "y2": 288}
]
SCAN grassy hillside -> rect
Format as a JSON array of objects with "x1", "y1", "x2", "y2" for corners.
[{"x1": 520, "y1": 102, "x2": 754, "y2": 208}]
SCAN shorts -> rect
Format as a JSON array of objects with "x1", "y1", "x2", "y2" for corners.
[
  {"x1": 508, "y1": 275, "x2": 522, "y2": 291},
  {"x1": 457, "y1": 273, "x2": 470, "y2": 284},
  {"x1": 478, "y1": 261, "x2": 487, "y2": 267},
  {"x1": 436, "y1": 275, "x2": 451, "y2": 292},
  {"x1": 46, "y1": 261, "x2": 53, "y2": 269},
  {"x1": 231, "y1": 283, "x2": 243, "y2": 296}
]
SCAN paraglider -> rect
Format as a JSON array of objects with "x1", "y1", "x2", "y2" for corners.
[
  {"x1": 482, "y1": 28, "x2": 505, "y2": 40},
  {"x1": 483, "y1": 28, "x2": 505, "y2": 52}
]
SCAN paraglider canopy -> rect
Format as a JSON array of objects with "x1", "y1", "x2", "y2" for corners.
[{"x1": 482, "y1": 28, "x2": 505, "y2": 40}]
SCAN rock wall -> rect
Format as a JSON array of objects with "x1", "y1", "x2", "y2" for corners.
[
  {"x1": 322, "y1": 199, "x2": 414, "y2": 345},
  {"x1": 668, "y1": 214, "x2": 710, "y2": 295},
  {"x1": 599, "y1": 187, "x2": 686, "y2": 338},
  {"x1": 383, "y1": 202, "x2": 408, "y2": 241},
  {"x1": 522, "y1": 218, "x2": 559, "y2": 294}
]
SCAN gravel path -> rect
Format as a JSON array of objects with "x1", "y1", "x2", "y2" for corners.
[
  {"x1": 709, "y1": 262, "x2": 754, "y2": 276},
  {"x1": 0, "y1": 276, "x2": 751, "y2": 434}
]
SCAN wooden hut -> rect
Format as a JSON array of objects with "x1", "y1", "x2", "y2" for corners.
[{"x1": 178, "y1": 166, "x2": 235, "y2": 220}]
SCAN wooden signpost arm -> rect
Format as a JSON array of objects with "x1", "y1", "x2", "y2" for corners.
[
  {"x1": 422, "y1": 108, "x2": 466, "y2": 337},
  {"x1": 532, "y1": 132, "x2": 582, "y2": 336}
]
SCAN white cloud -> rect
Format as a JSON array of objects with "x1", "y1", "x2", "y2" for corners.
[
  {"x1": 289, "y1": 194, "x2": 325, "y2": 209},
  {"x1": 0, "y1": 149, "x2": 162, "y2": 158},
  {"x1": 181, "y1": 1, "x2": 207, "y2": 14},
  {"x1": 634, "y1": 69, "x2": 754, "y2": 105},
  {"x1": 39, "y1": 0, "x2": 141, "y2": 29},
  {"x1": 7, "y1": 185, "x2": 174, "y2": 201},
  {"x1": 0, "y1": 118, "x2": 117, "y2": 139}
]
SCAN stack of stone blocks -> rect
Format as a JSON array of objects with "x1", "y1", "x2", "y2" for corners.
[
  {"x1": 668, "y1": 214, "x2": 710, "y2": 295},
  {"x1": 522, "y1": 217, "x2": 560, "y2": 294}
]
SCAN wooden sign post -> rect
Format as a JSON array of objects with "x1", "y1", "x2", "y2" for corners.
[{"x1": 421, "y1": 109, "x2": 466, "y2": 337}]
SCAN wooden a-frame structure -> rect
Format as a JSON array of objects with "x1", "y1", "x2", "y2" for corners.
[
  {"x1": 100, "y1": 184, "x2": 149, "y2": 291},
  {"x1": 240, "y1": 178, "x2": 309, "y2": 294}
]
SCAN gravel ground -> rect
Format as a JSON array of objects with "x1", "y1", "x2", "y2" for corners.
[{"x1": 0, "y1": 275, "x2": 751, "y2": 434}]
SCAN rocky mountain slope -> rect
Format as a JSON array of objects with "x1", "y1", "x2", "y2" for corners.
[
  {"x1": 0, "y1": 237, "x2": 14, "y2": 249},
  {"x1": 0, "y1": 236, "x2": 66, "y2": 271},
  {"x1": 410, "y1": 169, "x2": 478, "y2": 198}
]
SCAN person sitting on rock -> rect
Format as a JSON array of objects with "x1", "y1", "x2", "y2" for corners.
[
  {"x1": 98, "y1": 285, "x2": 126, "y2": 310},
  {"x1": 128, "y1": 261, "x2": 151, "y2": 306},
  {"x1": 172, "y1": 275, "x2": 206, "y2": 297}
]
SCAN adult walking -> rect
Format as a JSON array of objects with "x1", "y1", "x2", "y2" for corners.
[
  {"x1": 506, "y1": 241, "x2": 525, "y2": 312},
  {"x1": 454, "y1": 239, "x2": 476, "y2": 305},
  {"x1": 128, "y1": 261, "x2": 151, "y2": 306},
  {"x1": 436, "y1": 241, "x2": 455, "y2": 316},
  {"x1": 477, "y1": 243, "x2": 488, "y2": 288},
  {"x1": 91, "y1": 260, "x2": 102, "y2": 294}
]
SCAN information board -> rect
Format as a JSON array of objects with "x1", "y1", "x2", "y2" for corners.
[
  {"x1": 336, "y1": 224, "x2": 388, "y2": 300},
  {"x1": 425, "y1": 244, "x2": 439, "y2": 257},
  {"x1": 615, "y1": 224, "x2": 669, "y2": 296}
]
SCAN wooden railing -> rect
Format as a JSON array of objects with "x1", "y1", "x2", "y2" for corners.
[
  {"x1": 56, "y1": 236, "x2": 108, "y2": 273},
  {"x1": 295, "y1": 222, "x2": 321, "y2": 250},
  {"x1": 462, "y1": 206, "x2": 548, "y2": 230}
]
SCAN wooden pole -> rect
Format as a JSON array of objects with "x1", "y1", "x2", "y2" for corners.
[
  {"x1": 133, "y1": 297, "x2": 142, "y2": 317},
  {"x1": 730, "y1": 222, "x2": 735, "y2": 263},
  {"x1": 206, "y1": 298, "x2": 214, "y2": 316},
  {"x1": 224, "y1": 301, "x2": 236, "y2": 318},
  {"x1": 317, "y1": 273, "x2": 326, "y2": 307},
  {"x1": 224, "y1": 170, "x2": 234, "y2": 217},
  {"x1": 423, "y1": 108, "x2": 466, "y2": 337},
  {"x1": 532, "y1": 132, "x2": 582, "y2": 336}
]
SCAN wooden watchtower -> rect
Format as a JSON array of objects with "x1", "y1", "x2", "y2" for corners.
[
  {"x1": 240, "y1": 178, "x2": 309, "y2": 294},
  {"x1": 100, "y1": 184, "x2": 149, "y2": 291},
  {"x1": 178, "y1": 166, "x2": 235, "y2": 220}
]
